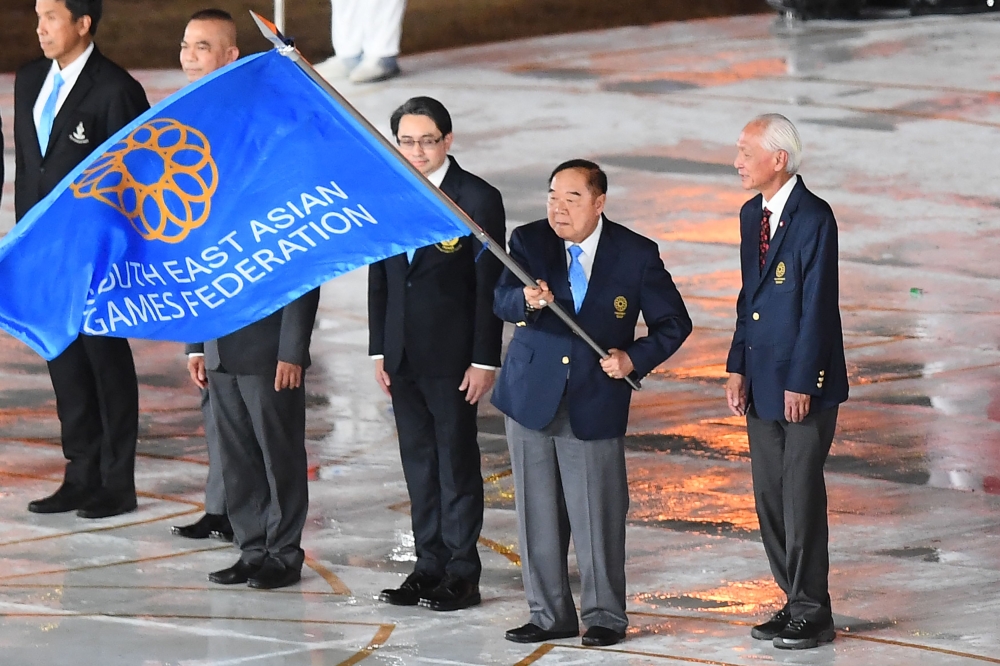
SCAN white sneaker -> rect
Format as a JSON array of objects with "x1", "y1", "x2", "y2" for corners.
[
  {"x1": 348, "y1": 57, "x2": 401, "y2": 84},
  {"x1": 314, "y1": 55, "x2": 361, "y2": 80}
]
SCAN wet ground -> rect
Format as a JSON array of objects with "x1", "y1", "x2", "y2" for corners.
[{"x1": 2, "y1": 12, "x2": 1000, "y2": 665}]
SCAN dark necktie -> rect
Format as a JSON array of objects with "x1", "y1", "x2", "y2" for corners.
[{"x1": 759, "y1": 207, "x2": 772, "y2": 273}]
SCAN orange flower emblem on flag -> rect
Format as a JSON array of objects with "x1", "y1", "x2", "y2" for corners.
[{"x1": 71, "y1": 118, "x2": 218, "y2": 244}]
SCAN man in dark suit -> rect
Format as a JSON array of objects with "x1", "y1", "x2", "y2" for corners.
[
  {"x1": 187, "y1": 288, "x2": 320, "y2": 590},
  {"x1": 726, "y1": 114, "x2": 849, "y2": 650},
  {"x1": 171, "y1": 8, "x2": 240, "y2": 544},
  {"x1": 15, "y1": 0, "x2": 149, "y2": 519},
  {"x1": 368, "y1": 96, "x2": 505, "y2": 611},
  {"x1": 492, "y1": 160, "x2": 691, "y2": 647}
]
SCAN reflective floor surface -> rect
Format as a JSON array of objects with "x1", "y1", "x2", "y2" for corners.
[{"x1": 1, "y1": 11, "x2": 1000, "y2": 665}]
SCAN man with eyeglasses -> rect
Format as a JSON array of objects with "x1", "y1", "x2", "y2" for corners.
[{"x1": 368, "y1": 96, "x2": 506, "y2": 611}]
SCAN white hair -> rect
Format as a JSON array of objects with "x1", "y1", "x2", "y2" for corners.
[{"x1": 752, "y1": 113, "x2": 802, "y2": 175}]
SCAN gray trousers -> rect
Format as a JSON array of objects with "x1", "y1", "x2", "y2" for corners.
[
  {"x1": 199, "y1": 388, "x2": 226, "y2": 515},
  {"x1": 208, "y1": 371, "x2": 308, "y2": 570},
  {"x1": 506, "y1": 403, "x2": 629, "y2": 633},
  {"x1": 747, "y1": 405, "x2": 838, "y2": 624}
]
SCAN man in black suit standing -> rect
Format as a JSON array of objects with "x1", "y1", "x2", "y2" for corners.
[
  {"x1": 187, "y1": 288, "x2": 320, "y2": 590},
  {"x1": 368, "y1": 97, "x2": 505, "y2": 611},
  {"x1": 171, "y1": 8, "x2": 240, "y2": 544},
  {"x1": 15, "y1": 0, "x2": 149, "y2": 519}
]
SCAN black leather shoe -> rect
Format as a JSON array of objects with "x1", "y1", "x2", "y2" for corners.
[
  {"x1": 76, "y1": 490, "x2": 138, "y2": 519},
  {"x1": 209, "y1": 559, "x2": 262, "y2": 585},
  {"x1": 505, "y1": 623, "x2": 578, "y2": 644},
  {"x1": 247, "y1": 557, "x2": 301, "y2": 590},
  {"x1": 27, "y1": 483, "x2": 90, "y2": 514},
  {"x1": 171, "y1": 513, "x2": 233, "y2": 541},
  {"x1": 582, "y1": 626, "x2": 625, "y2": 647},
  {"x1": 772, "y1": 617, "x2": 836, "y2": 650},
  {"x1": 751, "y1": 606, "x2": 791, "y2": 640},
  {"x1": 418, "y1": 575, "x2": 481, "y2": 611},
  {"x1": 379, "y1": 571, "x2": 441, "y2": 606}
]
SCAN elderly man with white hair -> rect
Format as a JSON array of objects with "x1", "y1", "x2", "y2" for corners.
[{"x1": 725, "y1": 114, "x2": 849, "y2": 650}]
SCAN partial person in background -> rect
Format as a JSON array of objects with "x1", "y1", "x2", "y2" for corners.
[
  {"x1": 172, "y1": 8, "x2": 239, "y2": 543},
  {"x1": 15, "y1": 0, "x2": 149, "y2": 519},
  {"x1": 1, "y1": 113, "x2": 5, "y2": 206},
  {"x1": 369, "y1": 96, "x2": 505, "y2": 612},
  {"x1": 726, "y1": 114, "x2": 848, "y2": 650},
  {"x1": 492, "y1": 160, "x2": 692, "y2": 648},
  {"x1": 317, "y1": 0, "x2": 405, "y2": 83}
]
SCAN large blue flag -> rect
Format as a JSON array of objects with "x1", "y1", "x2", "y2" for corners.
[{"x1": 0, "y1": 49, "x2": 472, "y2": 360}]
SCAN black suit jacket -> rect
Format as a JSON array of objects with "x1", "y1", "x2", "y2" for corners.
[
  {"x1": 368, "y1": 156, "x2": 506, "y2": 377},
  {"x1": 186, "y1": 289, "x2": 321, "y2": 376},
  {"x1": 14, "y1": 46, "x2": 149, "y2": 221}
]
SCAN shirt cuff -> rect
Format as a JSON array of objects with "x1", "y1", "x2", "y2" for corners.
[
  {"x1": 370, "y1": 354, "x2": 385, "y2": 360},
  {"x1": 471, "y1": 364, "x2": 497, "y2": 371},
  {"x1": 188, "y1": 352, "x2": 204, "y2": 357}
]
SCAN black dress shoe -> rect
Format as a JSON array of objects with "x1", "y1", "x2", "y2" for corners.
[
  {"x1": 209, "y1": 559, "x2": 262, "y2": 585},
  {"x1": 582, "y1": 626, "x2": 625, "y2": 647},
  {"x1": 751, "y1": 605, "x2": 790, "y2": 640},
  {"x1": 379, "y1": 571, "x2": 441, "y2": 606},
  {"x1": 76, "y1": 490, "x2": 137, "y2": 519},
  {"x1": 505, "y1": 623, "x2": 579, "y2": 644},
  {"x1": 171, "y1": 513, "x2": 233, "y2": 541},
  {"x1": 772, "y1": 617, "x2": 836, "y2": 650},
  {"x1": 27, "y1": 483, "x2": 90, "y2": 514},
  {"x1": 418, "y1": 575, "x2": 481, "y2": 611},
  {"x1": 247, "y1": 557, "x2": 301, "y2": 590}
]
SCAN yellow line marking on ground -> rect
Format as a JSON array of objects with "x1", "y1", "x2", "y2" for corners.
[
  {"x1": 477, "y1": 536, "x2": 520, "y2": 566},
  {"x1": 336, "y1": 624, "x2": 395, "y2": 666},
  {"x1": 304, "y1": 554, "x2": 352, "y2": 596},
  {"x1": 512, "y1": 644, "x2": 556, "y2": 666},
  {"x1": 484, "y1": 469, "x2": 513, "y2": 483},
  {"x1": 0, "y1": 508, "x2": 200, "y2": 548},
  {"x1": 0, "y1": 544, "x2": 231, "y2": 582}
]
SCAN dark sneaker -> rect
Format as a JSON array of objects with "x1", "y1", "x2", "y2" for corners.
[
  {"x1": 773, "y1": 617, "x2": 836, "y2": 650},
  {"x1": 751, "y1": 606, "x2": 790, "y2": 640}
]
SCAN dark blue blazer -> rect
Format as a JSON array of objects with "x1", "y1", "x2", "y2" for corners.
[
  {"x1": 491, "y1": 218, "x2": 691, "y2": 440},
  {"x1": 726, "y1": 177, "x2": 849, "y2": 421}
]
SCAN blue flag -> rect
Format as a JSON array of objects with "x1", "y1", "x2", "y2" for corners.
[{"x1": 0, "y1": 50, "x2": 473, "y2": 360}]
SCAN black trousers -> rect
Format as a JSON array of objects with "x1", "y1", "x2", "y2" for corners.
[
  {"x1": 390, "y1": 362, "x2": 484, "y2": 583},
  {"x1": 46, "y1": 334, "x2": 139, "y2": 494},
  {"x1": 208, "y1": 370, "x2": 308, "y2": 570},
  {"x1": 747, "y1": 404, "x2": 839, "y2": 623}
]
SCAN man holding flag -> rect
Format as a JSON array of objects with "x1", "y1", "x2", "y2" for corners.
[{"x1": 14, "y1": 0, "x2": 149, "y2": 519}]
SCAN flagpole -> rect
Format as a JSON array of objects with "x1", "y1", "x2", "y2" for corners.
[{"x1": 249, "y1": 11, "x2": 641, "y2": 391}]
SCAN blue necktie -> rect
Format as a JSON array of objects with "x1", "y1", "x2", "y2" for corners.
[
  {"x1": 567, "y1": 245, "x2": 588, "y2": 313},
  {"x1": 37, "y1": 71, "x2": 64, "y2": 156},
  {"x1": 406, "y1": 248, "x2": 416, "y2": 263}
]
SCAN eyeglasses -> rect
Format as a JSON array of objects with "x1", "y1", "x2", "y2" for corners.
[{"x1": 397, "y1": 135, "x2": 444, "y2": 149}]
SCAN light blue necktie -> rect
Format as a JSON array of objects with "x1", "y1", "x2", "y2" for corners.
[
  {"x1": 37, "y1": 71, "x2": 64, "y2": 156},
  {"x1": 406, "y1": 248, "x2": 416, "y2": 264},
  {"x1": 567, "y1": 244, "x2": 588, "y2": 313}
]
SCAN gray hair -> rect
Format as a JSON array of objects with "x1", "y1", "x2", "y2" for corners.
[{"x1": 752, "y1": 113, "x2": 802, "y2": 175}]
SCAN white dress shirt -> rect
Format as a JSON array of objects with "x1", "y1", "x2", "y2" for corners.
[
  {"x1": 33, "y1": 41, "x2": 95, "y2": 131},
  {"x1": 564, "y1": 215, "x2": 604, "y2": 280},
  {"x1": 760, "y1": 174, "x2": 799, "y2": 240}
]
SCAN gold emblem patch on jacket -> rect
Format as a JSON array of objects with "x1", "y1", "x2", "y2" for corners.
[
  {"x1": 774, "y1": 261, "x2": 786, "y2": 285},
  {"x1": 436, "y1": 238, "x2": 461, "y2": 253},
  {"x1": 614, "y1": 296, "x2": 628, "y2": 319}
]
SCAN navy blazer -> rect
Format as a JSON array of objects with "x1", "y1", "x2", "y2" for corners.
[
  {"x1": 491, "y1": 218, "x2": 692, "y2": 440},
  {"x1": 725, "y1": 177, "x2": 849, "y2": 421}
]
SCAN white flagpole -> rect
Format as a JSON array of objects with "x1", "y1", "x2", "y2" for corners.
[{"x1": 249, "y1": 12, "x2": 641, "y2": 391}]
